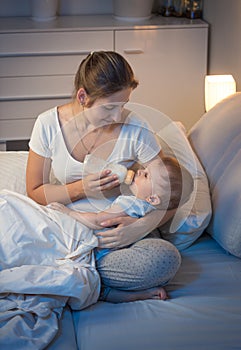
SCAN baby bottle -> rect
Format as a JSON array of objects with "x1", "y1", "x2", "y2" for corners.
[{"x1": 83, "y1": 155, "x2": 135, "y2": 185}]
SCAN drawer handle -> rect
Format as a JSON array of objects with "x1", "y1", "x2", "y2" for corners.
[{"x1": 123, "y1": 49, "x2": 144, "y2": 54}]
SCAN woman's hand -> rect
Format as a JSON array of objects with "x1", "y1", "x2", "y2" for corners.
[
  {"x1": 97, "y1": 210, "x2": 165, "y2": 249},
  {"x1": 82, "y1": 169, "x2": 120, "y2": 198},
  {"x1": 97, "y1": 216, "x2": 138, "y2": 248}
]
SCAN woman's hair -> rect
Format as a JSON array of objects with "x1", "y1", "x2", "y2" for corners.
[{"x1": 74, "y1": 51, "x2": 139, "y2": 106}]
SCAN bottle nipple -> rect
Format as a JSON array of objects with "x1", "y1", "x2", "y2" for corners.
[
  {"x1": 124, "y1": 170, "x2": 135, "y2": 185},
  {"x1": 107, "y1": 164, "x2": 135, "y2": 184}
]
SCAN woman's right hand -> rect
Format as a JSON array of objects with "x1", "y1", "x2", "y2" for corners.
[{"x1": 82, "y1": 169, "x2": 120, "y2": 198}]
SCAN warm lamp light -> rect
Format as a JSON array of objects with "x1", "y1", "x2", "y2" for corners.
[{"x1": 205, "y1": 75, "x2": 236, "y2": 112}]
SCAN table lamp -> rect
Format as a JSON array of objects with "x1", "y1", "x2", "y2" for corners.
[{"x1": 205, "y1": 75, "x2": 236, "y2": 112}]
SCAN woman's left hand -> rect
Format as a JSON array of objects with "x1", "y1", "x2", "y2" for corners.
[{"x1": 97, "y1": 210, "x2": 163, "y2": 249}]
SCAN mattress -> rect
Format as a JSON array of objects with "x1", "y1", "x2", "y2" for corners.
[
  {"x1": 46, "y1": 307, "x2": 77, "y2": 350},
  {"x1": 73, "y1": 234, "x2": 241, "y2": 350}
]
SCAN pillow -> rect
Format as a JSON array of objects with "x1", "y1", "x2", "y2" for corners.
[
  {"x1": 126, "y1": 102, "x2": 212, "y2": 251},
  {"x1": 155, "y1": 122, "x2": 212, "y2": 251},
  {"x1": 0, "y1": 151, "x2": 29, "y2": 195},
  {"x1": 0, "y1": 151, "x2": 59, "y2": 195},
  {"x1": 188, "y1": 92, "x2": 241, "y2": 257}
]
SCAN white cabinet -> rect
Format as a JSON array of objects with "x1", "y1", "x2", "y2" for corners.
[
  {"x1": 0, "y1": 28, "x2": 113, "y2": 141},
  {"x1": 115, "y1": 26, "x2": 208, "y2": 128},
  {"x1": 0, "y1": 15, "x2": 208, "y2": 145}
]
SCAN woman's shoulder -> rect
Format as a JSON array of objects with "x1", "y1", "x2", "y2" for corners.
[
  {"x1": 29, "y1": 107, "x2": 59, "y2": 149},
  {"x1": 124, "y1": 108, "x2": 144, "y2": 123},
  {"x1": 124, "y1": 108, "x2": 153, "y2": 130},
  {"x1": 36, "y1": 106, "x2": 58, "y2": 126},
  {"x1": 122, "y1": 109, "x2": 156, "y2": 141}
]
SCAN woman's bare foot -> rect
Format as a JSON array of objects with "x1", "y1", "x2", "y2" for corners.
[{"x1": 102, "y1": 286, "x2": 167, "y2": 303}]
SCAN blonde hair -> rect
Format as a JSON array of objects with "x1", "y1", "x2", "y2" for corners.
[{"x1": 74, "y1": 51, "x2": 139, "y2": 106}]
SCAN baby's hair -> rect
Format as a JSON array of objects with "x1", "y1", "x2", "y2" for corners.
[
  {"x1": 74, "y1": 51, "x2": 139, "y2": 106},
  {"x1": 162, "y1": 156, "x2": 194, "y2": 210}
]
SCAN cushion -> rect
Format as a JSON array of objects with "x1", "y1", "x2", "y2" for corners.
[
  {"x1": 155, "y1": 122, "x2": 212, "y2": 250},
  {"x1": 0, "y1": 151, "x2": 28, "y2": 195},
  {"x1": 0, "y1": 151, "x2": 59, "y2": 196},
  {"x1": 126, "y1": 102, "x2": 212, "y2": 251},
  {"x1": 188, "y1": 92, "x2": 241, "y2": 257}
]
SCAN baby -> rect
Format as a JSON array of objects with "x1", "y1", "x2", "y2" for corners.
[
  {"x1": 51, "y1": 156, "x2": 193, "y2": 217},
  {"x1": 50, "y1": 156, "x2": 193, "y2": 244},
  {"x1": 50, "y1": 156, "x2": 193, "y2": 300}
]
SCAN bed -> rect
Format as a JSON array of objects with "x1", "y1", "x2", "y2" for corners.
[{"x1": 0, "y1": 93, "x2": 241, "y2": 349}]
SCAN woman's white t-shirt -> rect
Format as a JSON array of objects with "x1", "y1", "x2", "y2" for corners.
[{"x1": 29, "y1": 107, "x2": 161, "y2": 211}]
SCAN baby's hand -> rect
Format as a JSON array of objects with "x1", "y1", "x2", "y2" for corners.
[{"x1": 48, "y1": 202, "x2": 70, "y2": 214}]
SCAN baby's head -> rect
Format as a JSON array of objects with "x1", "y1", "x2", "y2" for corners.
[{"x1": 129, "y1": 157, "x2": 194, "y2": 210}]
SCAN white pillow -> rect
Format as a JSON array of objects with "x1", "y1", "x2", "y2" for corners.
[
  {"x1": 0, "y1": 151, "x2": 59, "y2": 195},
  {"x1": 156, "y1": 122, "x2": 212, "y2": 251},
  {"x1": 0, "y1": 151, "x2": 29, "y2": 195},
  {"x1": 126, "y1": 102, "x2": 212, "y2": 251}
]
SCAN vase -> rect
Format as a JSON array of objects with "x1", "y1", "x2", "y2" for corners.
[
  {"x1": 113, "y1": 0, "x2": 154, "y2": 21},
  {"x1": 31, "y1": 0, "x2": 58, "y2": 21}
]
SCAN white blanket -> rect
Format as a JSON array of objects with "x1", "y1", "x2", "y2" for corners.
[{"x1": 0, "y1": 190, "x2": 100, "y2": 349}]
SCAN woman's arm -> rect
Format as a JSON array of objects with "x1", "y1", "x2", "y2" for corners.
[
  {"x1": 26, "y1": 149, "x2": 120, "y2": 205},
  {"x1": 97, "y1": 208, "x2": 176, "y2": 249},
  {"x1": 26, "y1": 149, "x2": 83, "y2": 205}
]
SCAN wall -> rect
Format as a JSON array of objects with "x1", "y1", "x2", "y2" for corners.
[
  {"x1": 0, "y1": 0, "x2": 160, "y2": 16},
  {"x1": 203, "y1": 0, "x2": 241, "y2": 91},
  {"x1": 0, "y1": 0, "x2": 113, "y2": 16}
]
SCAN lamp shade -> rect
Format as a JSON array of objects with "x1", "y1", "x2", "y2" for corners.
[{"x1": 205, "y1": 75, "x2": 236, "y2": 112}]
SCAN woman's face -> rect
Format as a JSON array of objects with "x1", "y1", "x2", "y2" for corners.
[{"x1": 84, "y1": 88, "x2": 132, "y2": 127}]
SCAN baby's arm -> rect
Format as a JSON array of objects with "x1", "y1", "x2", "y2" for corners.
[{"x1": 49, "y1": 202, "x2": 127, "y2": 230}]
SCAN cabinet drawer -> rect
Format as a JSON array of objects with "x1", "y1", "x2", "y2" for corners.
[
  {"x1": 0, "y1": 31, "x2": 113, "y2": 56},
  {"x1": 0, "y1": 55, "x2": 83, "y2": 77},
  {"x1": 0, "y1": 75, "x2": 74, "y2": 100},
  {"x1": 0, "y1": 98, "x2": 69, "y2": 120},
  {"x1": 0, "y1": 98, "x2": 69, "y2": 141},
  {"x1": 0, "y1": 118, "x2": 36, "y2": 141}
]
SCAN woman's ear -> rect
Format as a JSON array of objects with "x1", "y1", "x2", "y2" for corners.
[
  {"x1": 146, "y1": 194, "x2": 161, "y2": 206},
  {"x1": 77, "y1": 88, "x2": 87, "y2": 105}
]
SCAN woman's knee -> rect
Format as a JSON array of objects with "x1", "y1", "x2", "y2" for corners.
[
  {"x1": 96, "y1": 238, "x2": 181, "y2": 290},
  {"x1": 133, "y1": 238, "x2": 181, "y2": 284}
]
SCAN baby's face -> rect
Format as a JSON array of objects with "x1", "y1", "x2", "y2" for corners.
[{"x1": 129, "y1": 159, "x2": 169, "y2": 201}]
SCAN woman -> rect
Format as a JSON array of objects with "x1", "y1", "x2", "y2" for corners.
[{"x1": 26, "y1": 51, "x2": 181, "y2": 302}]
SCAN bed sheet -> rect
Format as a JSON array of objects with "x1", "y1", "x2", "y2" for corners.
[
  {"x1": 0, "y1": 190, "x2": 100, "y2": 350},
  {"x1": 46, "y1": 306, "x2": 77, "y2": 350},
  {"x1": 73, "y1": 234, "x2": 241, "y2": 350}
]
